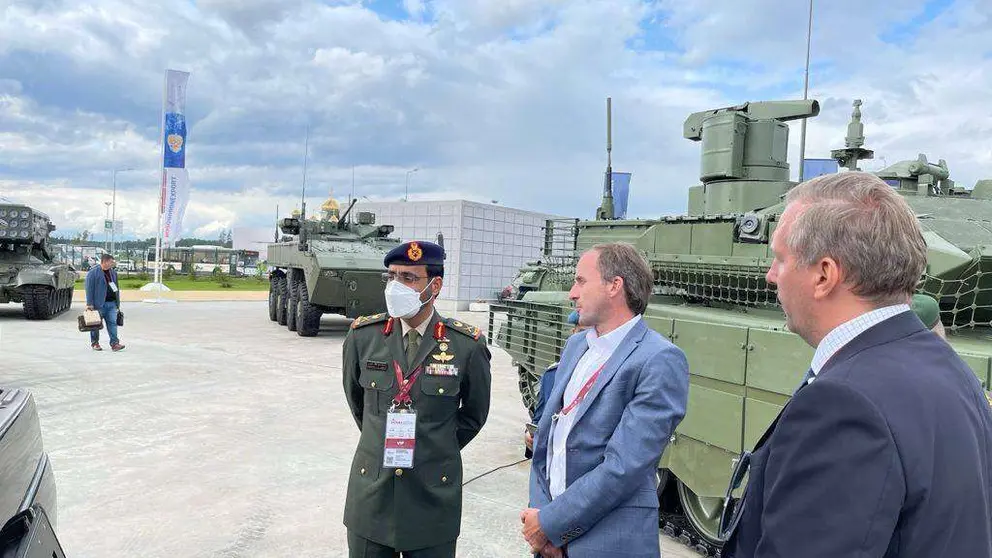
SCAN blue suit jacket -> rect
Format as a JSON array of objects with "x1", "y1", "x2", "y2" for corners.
[
  {"x1": 528, "y1": 317, "x2": 689, "y2": 557},
  {"x1": 532, "y1": 364, "x2": 558, "y2": 423},
  {"x1": 84, "y1": 266, "x2": 119, "y2": 308},
  {"x1": 724, "y1": 310, "x2": 992, "y2": 557}
]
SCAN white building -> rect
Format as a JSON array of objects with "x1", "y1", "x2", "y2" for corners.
[
  {"x1": 232, "y1": 227, "x2": 277, "y2": 261},
  {"x1": 352, "y1": 199, "x2": 567, "y2": 310}
]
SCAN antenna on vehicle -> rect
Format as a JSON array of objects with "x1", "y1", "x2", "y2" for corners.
[
  {"x1": 596, "y1": 97, "x2": 615, "y2": 221},
  {"x1": 298, "y1": 123, "x2": 310, "y2": 251},
  {"x1": 797, "y1": 0, "x2": 814, "y2": 182}
]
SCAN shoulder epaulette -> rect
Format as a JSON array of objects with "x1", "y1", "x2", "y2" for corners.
[
  {"x1": 351, "y1": 313, "x2": 390, "y2": 330},
  {"x1": 444, "y1": 318, "x2": 483, "y2": 341}
]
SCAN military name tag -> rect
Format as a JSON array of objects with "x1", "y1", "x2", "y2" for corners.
[
  {"x1": 383, "y1": 409, "x2": 416, "y2": 468},
  {"x1": 426, "y1": 363, "x2": 458, "y2": 376},
  {"x1": 365, "y1": 360, "x2": 388, "y2": 371}
]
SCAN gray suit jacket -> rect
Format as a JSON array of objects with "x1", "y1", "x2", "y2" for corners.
[{"x1": 528, "y1": 317, "x2": 689, "y2": 557}]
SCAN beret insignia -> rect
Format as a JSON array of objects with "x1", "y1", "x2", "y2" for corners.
[{"x1": 407, "y1": 242, "x2": 423, "y2": 262}]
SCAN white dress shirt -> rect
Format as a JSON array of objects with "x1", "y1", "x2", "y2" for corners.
[
  {"x1": 548, "y1": 314, "x2": 641, "y2": 499},
  {"x1": 807, "y1": 304, "x2": 910, "y2": 383}
]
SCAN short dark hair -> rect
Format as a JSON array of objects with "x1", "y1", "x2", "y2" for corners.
[
  {"x1": 426, "y1": 264, "x2": 444, "y2": 279},
  {"x1": 591, "y1": 242, "x2": 653, "y2": 315},
  {"x1": 100, "y1": 254, "x2": 115, "y2": 263}
]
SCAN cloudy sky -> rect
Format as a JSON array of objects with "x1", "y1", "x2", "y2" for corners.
[{"x1": 1, "y1": 0, "x2": 990, "y2": 241}]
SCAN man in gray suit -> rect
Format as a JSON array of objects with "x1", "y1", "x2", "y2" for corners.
[{"x1": 522, "y1": 242, "x2": 690, "y2": 558}]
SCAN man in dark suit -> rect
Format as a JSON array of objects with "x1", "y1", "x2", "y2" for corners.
[{"x1": 720, "y1": 171, "x2": 992, "y2": 557}]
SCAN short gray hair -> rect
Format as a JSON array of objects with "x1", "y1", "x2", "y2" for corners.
[
  {"x1": 591, "y1": 242, "x2": 653, "y2": 314},
  {"x1": 784, "y1": 171, "x2": 927, "y2": 305}
]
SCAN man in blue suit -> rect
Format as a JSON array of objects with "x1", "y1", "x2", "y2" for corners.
[
  {"x1": 523, "y1": 243, "x2": 690, "y2": 558},
  {"x1": 720, "y1": 172, "x2": 992, "y2": 557}
]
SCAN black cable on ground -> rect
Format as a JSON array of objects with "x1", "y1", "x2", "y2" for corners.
[{"x1": 462, "y1": 458, "x2": 530, "y2": 487}]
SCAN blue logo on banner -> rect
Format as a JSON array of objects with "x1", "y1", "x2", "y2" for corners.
[
  {"x1": 163, "y1": 113, "x2": 187, "y2": 169},
  {"x1": 611, "y1": 172, "x2": 631, "y2": 219}
]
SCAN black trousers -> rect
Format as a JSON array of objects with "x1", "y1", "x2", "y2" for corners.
[{"x1": 347, "y1": 531, "x2": 456, "y2": 558}]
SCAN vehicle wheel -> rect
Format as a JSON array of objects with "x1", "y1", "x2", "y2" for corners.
[
  {"x1": 21, "y1": 285, "x2": 54, "y2": 320},
  {"x1": 676, "y1": 478, "x2": 724, "y2": 548},
  {"x1": 66, "y1": 287, "x2": 73, "y2": 311},
  {"x1": 286, "y1": 271, "x2": 299, "y2": 332},
  {"x1": 517, "y1": 365, "x2": 541, "y2": 417},
  {"x1": 275, "y1": 276, "x2": 289, "y2": 325},
  {"x1": 296, "y1": 281, "x2": 322, "y2": 337},
  {"x1": 268, "y1": 276, "x2": 279, "y2": 321}
]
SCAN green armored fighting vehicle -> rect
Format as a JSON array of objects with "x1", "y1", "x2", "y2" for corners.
[
  {"x1": 267, "y1": 194, "x2": 402, "y2": 336},
  {"x1": 489, "y1": 98, "x2": 992, "y2": 555},
  {"x1": 0, "y1": 204, "x2": 77, "y2": 320}
]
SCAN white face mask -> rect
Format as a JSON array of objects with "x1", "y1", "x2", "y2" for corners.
[{"x1": 384, "y1": 279, "x2": 435, "y2": 319}]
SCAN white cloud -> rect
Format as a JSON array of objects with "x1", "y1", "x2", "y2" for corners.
[{"x1": 0, "y1": 0, "x2": 990, "y2": 244}]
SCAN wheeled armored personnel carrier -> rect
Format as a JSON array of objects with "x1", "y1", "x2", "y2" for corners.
[
  {"x1": 488, "y1": 98, "x2": 992, "y2": 555},
  {"x1": 267, "y1": 195, "x2": 402, "y2": 336},
  {"x1": 0, "y1": 204, "x2": 77, "y2": 320}
]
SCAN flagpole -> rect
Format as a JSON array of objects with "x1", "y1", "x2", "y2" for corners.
[
  {"x1": 142, "y1": 70, "x2": 174, "y2": 301},
  {"x1": 155, "y1": 70, "x2": 166, "y2": 287}
]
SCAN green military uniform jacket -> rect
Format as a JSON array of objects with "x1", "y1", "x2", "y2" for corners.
[{"x1": 342, "y1": 310, "x2": 492, "y2": 550}]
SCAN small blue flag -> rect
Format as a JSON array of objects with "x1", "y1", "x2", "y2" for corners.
[
  {"x1": 611, "y1": 172, "x2": 631, "y2": 219},
  {"x1": 801, "y1": 159, "x2": 838, "y2": 181}
]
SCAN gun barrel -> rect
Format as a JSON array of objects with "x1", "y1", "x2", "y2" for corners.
[
  {"x1": 909, "y1": 161, "x2": 950, "y2": 180},
  {"x1": 684, "y1": 100, "x2": 820, "y2": 140}
]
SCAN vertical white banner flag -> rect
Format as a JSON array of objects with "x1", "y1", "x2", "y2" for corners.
[
  {"x1": 160, "y1": 69, "x2": 191, "y2": 247},
  {"x1": 161, "y1": 168, "x2": 190, "y2": 245}
]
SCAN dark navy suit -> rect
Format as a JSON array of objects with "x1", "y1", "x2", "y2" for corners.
[{"x1": 724, "y1": 310, "x2": 992, "y2": 557}]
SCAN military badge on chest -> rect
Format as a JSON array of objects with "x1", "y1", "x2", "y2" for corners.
[{"x1": 427, "y1": 322, "x2": 459, "y2": 376}]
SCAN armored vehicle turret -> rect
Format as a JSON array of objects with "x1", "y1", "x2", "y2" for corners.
[
  {"x1": 489, "y1": 98, "x2": 992, "y2": 555},
  {"x1": 0, "y1": 204, "x2": 77, "y2": 319},
  {"x1": 266, "y1": 195, "x2": 402, "y2": 337}
]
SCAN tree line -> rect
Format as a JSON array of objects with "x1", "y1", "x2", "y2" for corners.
[{"x1": 50, "y1": 229, "x2": 235, "y2": 249}]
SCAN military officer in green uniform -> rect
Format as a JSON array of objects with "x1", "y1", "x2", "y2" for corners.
[{"x1": 342, "y1": 240, "x2": 492, "y2": 558}]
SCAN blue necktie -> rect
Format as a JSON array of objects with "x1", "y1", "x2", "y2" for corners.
[{"x1": 793, "y1": 368, "x2": 815, "y2": 395}]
